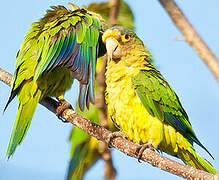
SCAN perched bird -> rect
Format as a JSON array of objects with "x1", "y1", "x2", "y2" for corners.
[
  {"x1": 4, "y1": 4, "x2": 106, "y2": 158},
  {"x1": 103, "y1": 26, "x2": 217, "y2": 174}
]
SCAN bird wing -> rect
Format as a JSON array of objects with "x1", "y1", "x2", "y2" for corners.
[
  {"x1": 132, "y1": 67, "x2": 213, "y2": 158},
  {"x1": 12, "y1": 5, "x2": 106, "y2": 111}
]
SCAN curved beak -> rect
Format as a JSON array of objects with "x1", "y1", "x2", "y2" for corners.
[{"x1": 105, "y1": 37, "x2": 119, "y2": 60}]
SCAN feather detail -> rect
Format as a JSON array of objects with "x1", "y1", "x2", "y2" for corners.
[{"x1": 5, "y1": 4, "x2": 106, "y2": 157}]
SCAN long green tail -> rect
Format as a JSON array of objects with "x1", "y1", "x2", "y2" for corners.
[
  {"x1": 178, "y1": 147, "x2": 217, "y2": 174},
  {"x1": 6, "y1": 82, "x2": 41, "y2": 158}
]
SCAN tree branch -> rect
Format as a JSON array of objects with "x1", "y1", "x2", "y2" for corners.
[
  {"x1": 159, "y1": 0, "x2": 219, "y2": 82},
  {"x1": 1, "y1": 67, "x2": 218, "y2": 179}
]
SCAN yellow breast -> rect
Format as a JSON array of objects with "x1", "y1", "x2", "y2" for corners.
[
  {"x1": 106, "y1": 57, "x2": 162, "y2": 147},
  {"x1": 106, "y1": 57, "x2": 190, "y2": 154}
]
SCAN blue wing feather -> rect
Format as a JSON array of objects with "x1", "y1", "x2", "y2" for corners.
[
  {"x1": 34, "y1": 8, "x2": 104, "y2": 111},
  {"x1": 48, "y1": 34, "x2": 70, "y2": 70}
]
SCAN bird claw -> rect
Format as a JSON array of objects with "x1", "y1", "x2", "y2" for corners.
[
  {"x1": 107, "y1": 131, "x2": 128, "y2": 148},
  {"x1": 137, "y1": 142, "x2": 154, "y2": 163},
  {"x1": 56, "y1": 99, "x2": 72, "y2": 123}
]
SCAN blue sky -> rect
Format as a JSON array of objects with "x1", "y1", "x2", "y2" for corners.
[{"x1": 0, "y1": 0, "x2": 218, "y2": 179}]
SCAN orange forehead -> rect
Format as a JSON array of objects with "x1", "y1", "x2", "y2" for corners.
[{"x1": 102, "y1": 29, "x2": 121, "y2": 43}]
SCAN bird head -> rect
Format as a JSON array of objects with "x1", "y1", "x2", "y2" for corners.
[{"x1": 102, "y1": 26, "x2": 145, "y2": 61}]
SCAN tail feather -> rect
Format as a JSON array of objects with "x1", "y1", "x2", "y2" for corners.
[
  {"x1": 6, "y1": 85, "x2": 41, "y2": 158},
  {"x1": 178, "y1": 148, "x2": 217, "y2": 174},
  {"x1": 4, "y1": 89, "x2": 18, "y2": 112},
  {"x1": 191, "y1": 135, "x2": 214, "y2": 160},
  {"x1": 67, "y1": 138, "x2": 100, "y2": 180}
]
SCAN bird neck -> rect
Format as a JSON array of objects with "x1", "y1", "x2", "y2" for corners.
[
  {"x1": 106, "y1": 41, "x2": 153, "y2": 86},
  {"x1": 106, "y1": 54, "x2": 148, "y2": 86}
]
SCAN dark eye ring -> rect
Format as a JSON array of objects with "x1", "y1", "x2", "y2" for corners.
[{"x1": 125, "y1": 34, "x2": 130, "y2": 40}]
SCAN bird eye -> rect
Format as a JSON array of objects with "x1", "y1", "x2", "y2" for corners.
[
  {"x1": 121, "y1": 34, "x2": 131, "y2": 42},
  {"x1": 125, "y1": 34, "x2": 130, "y2": 40}
]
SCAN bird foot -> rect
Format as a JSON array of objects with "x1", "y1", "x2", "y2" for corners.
[
  {"x1": 107, "y1": 131, "x2": 128, "y2": 148},
  {"x1": 56, "y1": 99, "x2": 72, "y2": 123},
  {"x1": 137, "y1": 142, "x2": 154, "y2": 163}
]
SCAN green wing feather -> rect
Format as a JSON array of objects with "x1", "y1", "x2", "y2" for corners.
[
  {"x1": 5, "y1": 5, "x2": 105, "y2": 158},
  {"x1": 132, "y1": 65, "x2": 213, "y2": 159},
  {"x1": 32, "y1": 6, "x2": 105, "y2": 110},
  {"x1": 7, "y1": 5, "x2": 105, "y2": 111}
]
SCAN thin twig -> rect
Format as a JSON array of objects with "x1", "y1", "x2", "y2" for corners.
[
  {"x1": 1, "y1": 68, "x2": 218, "y2": 180},
  {"x1": 159, "y1": 0, "x2": 219, "y2": 82}
]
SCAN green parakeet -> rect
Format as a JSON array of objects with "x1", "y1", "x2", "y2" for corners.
[
  {"x1": 4, "y1": 4, "x2": 106, "y2": 158},
  {"x1": 103, "y1": 26, "x2": 217, "y2": 174}
]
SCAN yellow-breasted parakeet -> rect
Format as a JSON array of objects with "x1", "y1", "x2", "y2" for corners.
[{"x1": 103, "y1": 26, "x2": 217, "y2": 174}]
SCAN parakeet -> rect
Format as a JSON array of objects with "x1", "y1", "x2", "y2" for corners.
[
  {"x1": 103, "y1": 26, "x2": 217, "y2": 174},
  {"x1": 4, "y1": 4, "x2": 106, "y2": 158}
]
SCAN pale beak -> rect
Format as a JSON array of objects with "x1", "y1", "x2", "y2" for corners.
[{"x1": 105, "y1": 37, "x2": 119, "y2": 60}]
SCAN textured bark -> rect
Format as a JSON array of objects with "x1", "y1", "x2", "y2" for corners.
[
  {"x1": 1, "y1": 67, "x2": 218, "y2": 179},
  {"x1": 159, "y1": 0, "x2": 219, "y2": 82}
]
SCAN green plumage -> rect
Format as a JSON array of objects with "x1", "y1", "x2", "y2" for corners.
[
  {"x1": 7, "y1": 82, "x2": 41, "y2": 156},
  {"x1": 104, "y1": 26, "x2": 217, "y2": 174},
  {"x1": 133, "y1": 69, "x2": 193, "y2": 138},
  {"x1": 132, "y1": 69, "x2": 216, "y2": 173},
  {"x1": 132, "y1": 68, "x2": 213, "y2": 159},
  {"x1": 5, "y1": 4, "x2": 105, "y2": 158}
]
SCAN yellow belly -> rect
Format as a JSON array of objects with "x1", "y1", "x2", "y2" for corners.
[{"x1": 107, "y1": 76, "x2": 161, "y2": 145}]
